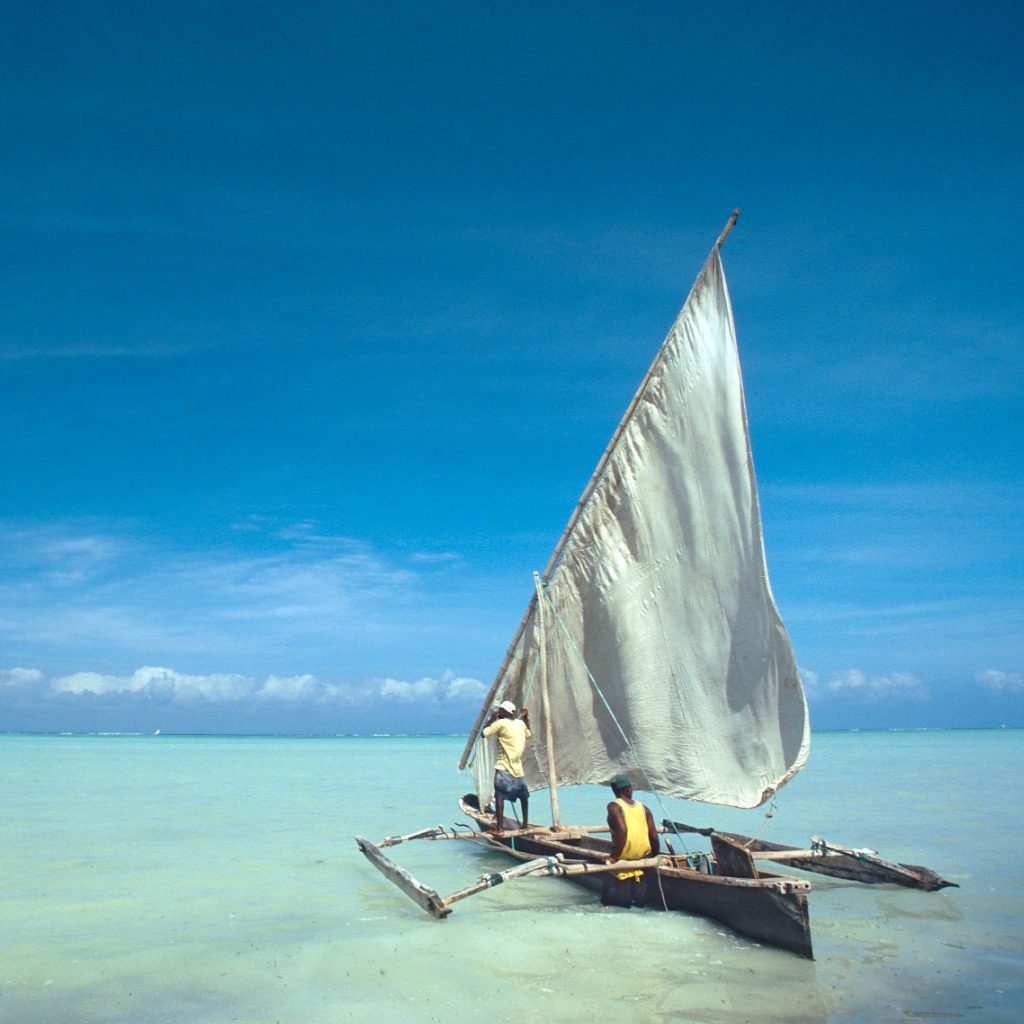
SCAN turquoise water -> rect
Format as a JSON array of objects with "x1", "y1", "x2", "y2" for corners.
[{"x1": 1, "y1": 730, "x2": 1021, "y2": 1023}]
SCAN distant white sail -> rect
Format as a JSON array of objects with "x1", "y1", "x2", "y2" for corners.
[{"x1": 469, "y1": 247, "x2": 809, "y2": 809}]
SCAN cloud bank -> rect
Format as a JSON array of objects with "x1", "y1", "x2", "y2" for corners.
[
  {"x1": 974, "y1": 669, "x2": 1024, "y2": 694},
  {"x1": 0, "y1": 518, "x2": 504, "y2": 683},
  {"x1": 2, "y1": 665, "x2": 487, "y2": 707}
]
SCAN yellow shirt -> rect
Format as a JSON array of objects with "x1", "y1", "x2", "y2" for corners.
[
  {"x1": 481, "y1": 718, "x2": 531, "y2": 778},
  {"x1": 614, "y1": 796, "x2": 652, "y2": 881}
]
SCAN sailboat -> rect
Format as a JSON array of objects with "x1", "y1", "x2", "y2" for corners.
[{"x1": 356, "y1": 210, "x2": 955, "y2": 957}]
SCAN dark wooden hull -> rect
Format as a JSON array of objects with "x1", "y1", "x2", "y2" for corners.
[{"x1": 458, "y1": 797, "x2": 813, "y2": 958}]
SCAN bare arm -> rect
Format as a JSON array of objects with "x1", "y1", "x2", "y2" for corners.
[
  {"x1": 645, "y1": 805, "x2": 660, "y2": 856},
  {"x1": 607, "y1": 802, "x2": 627, "y2": 862}
]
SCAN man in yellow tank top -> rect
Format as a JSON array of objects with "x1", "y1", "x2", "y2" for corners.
[{"x1": 603, "y1": 774, "x2": 660, "y2": 907}]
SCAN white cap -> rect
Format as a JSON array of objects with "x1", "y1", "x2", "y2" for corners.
[{"x1": 498, "y1": 700, "x2": 516, "y2": 715}]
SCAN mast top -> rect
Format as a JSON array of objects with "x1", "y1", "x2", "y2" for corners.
[{"x1": 716, "y1": 208, "x2": 741, "y2": 249}]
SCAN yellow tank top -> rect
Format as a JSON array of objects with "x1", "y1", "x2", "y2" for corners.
[{"x1": 614, "y1": 797, "x2": 651, "y2": 881}]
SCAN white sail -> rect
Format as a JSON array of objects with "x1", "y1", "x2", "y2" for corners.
[{"x1": 467, "y1": 245, "x2": 809, "y2": 809}]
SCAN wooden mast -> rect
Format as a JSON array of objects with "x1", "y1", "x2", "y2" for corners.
[
  {"x1": 458, "y1": 209, "x2": 741, "y2": 770},
  {"x1": 533, "y1": 571, "x2": 560, "y2": 828}
]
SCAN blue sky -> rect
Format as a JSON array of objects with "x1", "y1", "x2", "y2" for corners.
[{"x1": 2, "y1": 1, "x2": 1022, "y2": 735}]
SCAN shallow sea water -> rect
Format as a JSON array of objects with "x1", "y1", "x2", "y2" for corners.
[{"x1": 1, "y1": 730, "x2": 1021, "y2": 1023}]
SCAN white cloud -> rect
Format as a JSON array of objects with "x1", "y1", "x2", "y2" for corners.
[
  {"x1": 824, "y1": 669, "x2": 927, "y2": 701},
  {"x1": 256, "y1": 674, "x2": 330, "y2": 702},
  {"x1": 378, "y1": 676, "x2": 440, "y2": 702},
  {"x1": 2, "y1": 664, "x2": 488, "y2": 710},
  {"x1": 445, "y1": 674, "x2": 488, "y2": 701},
  {"x1": 798, "y1": 668, "x2": 819, "y2": 698},
  {"x1": 374, "y1": 672, "x2": 487, "y2": 704},
  {"x1": 975, "y1": 669, "x2": 1024, "y2": 694},
  {"x1": 0, "y1": 666, "x2": 45, "y2": 688},
  {"x1": 0, "y1": 526, "x2": 128, "y2": 584},
  {"x1": 51, "y1": 666, "x2": 252, "y2": 701},
  {"x1": 799, "y1": 666, "x2": 928, "y2": 702}
]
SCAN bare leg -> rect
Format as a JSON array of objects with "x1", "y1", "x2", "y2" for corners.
[
  {"x1": 493, "y1": 793, "x2": 505, "y2": 834},
  {"x1": 521, "y1": 794, "x2": 529, "y2": 830}
]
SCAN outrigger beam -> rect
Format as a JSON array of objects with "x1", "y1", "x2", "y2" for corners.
[
  {"x1": 356, "y1": 835, "x2": 567, "y2": 917},
  {"x1": 381, "y1": 824, "x2": 619, "y2": 846},
  {"x1": 356, "y1": 832, "x2": 702, "y2": 921},
  {"x1": 663, "y1": 820, "x2": 958, "y2": 890},
  {"x1": 440, "y1": 854, "x2": 565, "y2": 908},
  {"x1": 375, "y1": 826, "x2": 444, "y2": 849}
]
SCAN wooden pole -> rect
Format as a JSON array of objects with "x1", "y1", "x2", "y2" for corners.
[
  {"x1": 377, "y1": 824, "x2": 615, "y2": 843},
  {"x1": 458, "y1": 209, "x2": 742, "y2": 770},
  {"x1": 534, "y1": 572, "x2": 560, "y2": 828},
  {"x1": 556, "y1": 855, "x2": 666, "y2": 877},
  {"x1": 440, "y1": 855, "x2": 562, "y2": 909},
  {"x1": 377, "y1": 826, "x2": 443, "y2": 848},
  {"x1": 716, "y1": 207, "x2": 741, "y2": 249}
]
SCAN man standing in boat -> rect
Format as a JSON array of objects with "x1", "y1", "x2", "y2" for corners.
[
  {"x1": 603, "y1": 774, "x2": 660, "y2": 907},
  {"x1": 481, "y1": 700, "x2": 531, "y2": 833}
]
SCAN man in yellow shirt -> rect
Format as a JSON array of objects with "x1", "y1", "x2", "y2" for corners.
[
  {"x1": 481, "y1": 700, "x2": 532, "y2": 833},
  {"x1": 603, "y1": 773, "x2": 660, "y2": 907}
]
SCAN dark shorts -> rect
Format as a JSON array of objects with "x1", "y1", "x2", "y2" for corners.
[
  {"x1": 601, "y1": 872, "x2": 645, "y2": 908},
  {"x1": 494, "y1": 770, "x2": 529, "y2": 801}
]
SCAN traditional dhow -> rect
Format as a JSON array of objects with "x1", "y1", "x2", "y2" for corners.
[{"x1": 355, "y1": 210, "x2": 956, "y2": 957}]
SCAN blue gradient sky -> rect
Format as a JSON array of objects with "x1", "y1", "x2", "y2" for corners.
[{"x1": 2, "y1": 1, "x2": 1022, "y2": 734}]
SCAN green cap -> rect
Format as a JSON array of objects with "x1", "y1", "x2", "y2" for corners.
[{"x1": 609, "y1": 773, "x2": 632, "y2": 791}]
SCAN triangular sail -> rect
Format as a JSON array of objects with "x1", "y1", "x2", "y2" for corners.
[{"x1": 466, "y1": 245, "x2": 809, "y2": 809}]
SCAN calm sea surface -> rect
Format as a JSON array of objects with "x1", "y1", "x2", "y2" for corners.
[{"x1": 1, "y1": 730, "x2": 1021, "y2": 1023}]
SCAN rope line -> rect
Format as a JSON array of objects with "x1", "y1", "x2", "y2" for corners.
[
  {"x1": 537, "y1": 581, "x2": 690, "y2": 855},
  {"x1": 653, "y1": 862, "x2": 669, "y2": 910}
]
